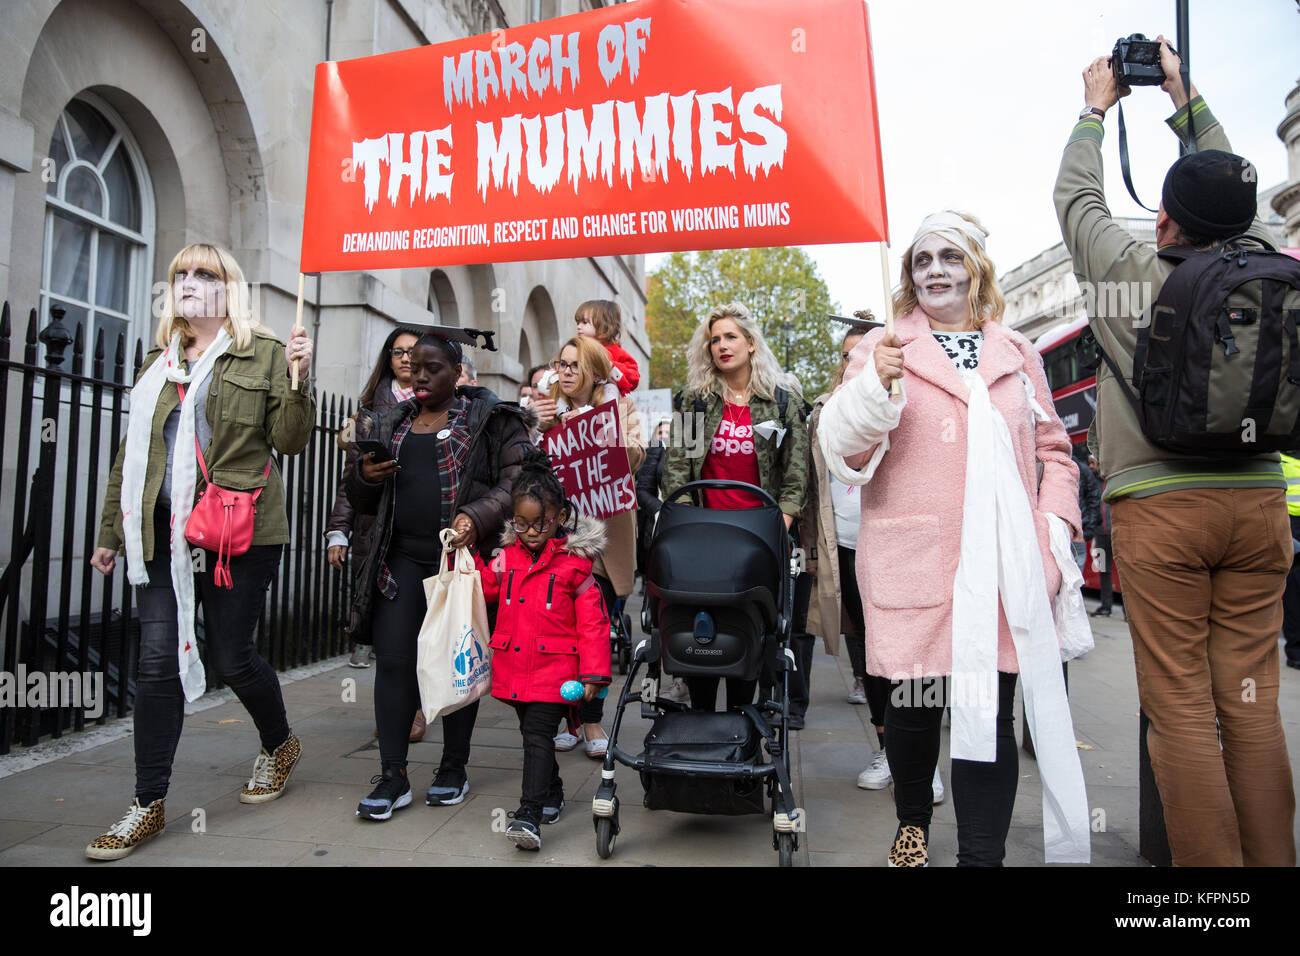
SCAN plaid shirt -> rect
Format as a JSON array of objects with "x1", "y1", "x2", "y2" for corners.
[{"x1": 375, "y1": 396, "x2": 474, "y2": 601}]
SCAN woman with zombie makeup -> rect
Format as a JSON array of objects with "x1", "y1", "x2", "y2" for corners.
[
  {"x1": 819, "y1": 211, "x2": 1089, "y2": 868},
  {"x1": 88, "y1": 243, "x2": 316, "y2": 860},
  {"x1": 660, "y1": 302, "x2": 810, "y2": 713},
  {"x1": 346, "y1": 330, "x2": 534, "y2": 820}
]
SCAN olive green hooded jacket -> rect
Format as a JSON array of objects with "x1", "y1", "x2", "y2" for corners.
[{"x1": 97, "y1": 329, "x2": 316, "y2": 561}]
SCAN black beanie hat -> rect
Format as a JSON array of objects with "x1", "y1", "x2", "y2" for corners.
[{"x1": 1161, "y1": 149, "x2": 1257, "y2": 238}]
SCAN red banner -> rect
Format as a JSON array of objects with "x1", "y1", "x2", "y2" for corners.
[
  {"x1": 542, "y1": 402, "x2": 635, "y2": 520},
  {"x1": 299, "y1": 0, "x2": 887, "y2": 272}
]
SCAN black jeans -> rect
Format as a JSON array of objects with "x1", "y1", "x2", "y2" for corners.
[
  {"x1": 885, "y1": 672, "x2": 1019, "y2": 866},
  {"x1": 134, "y1": 508, "x2": 288, "y2": 803},
  {"x1": 787, "y1": 571, "x2": 815, "y2": 719},
  {"x1": 1282, "y1": 514, "x2": 1300, "y2": 666},
  {"x1": 371, "y1": 550, "x2": 478, "y2": 773},
  {"x1": 836, "y1": 547, "x2": 868, "y2": 681},
  {"x1": 512, "y1": 700, "x2": 567, "y2": 820}
]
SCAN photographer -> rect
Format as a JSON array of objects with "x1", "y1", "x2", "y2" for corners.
[{"x1": 1054, "y1": 36, "x2": 1296, "y2": 866}]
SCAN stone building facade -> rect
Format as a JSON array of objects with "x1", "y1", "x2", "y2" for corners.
[{"x1": 0, "y1": 0, "x2": 649, "y2": 404}]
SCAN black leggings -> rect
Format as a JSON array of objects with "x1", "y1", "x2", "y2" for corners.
[
  {"x1": 837, "y1": 546, "x2": 890, "y2": 727},
  {"x1": 371, "y1": 550, "x2": 478, "y2": 773},
  {"x1": 885, "y1": 671, "x2": 1019, "y2": 867}
]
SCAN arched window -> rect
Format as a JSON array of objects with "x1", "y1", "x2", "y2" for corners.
[
  {"x1": 427, "y1": 269, "x2": 459, "y2": 327},
  {"x1": 41, "y1": 94, "x2": 154, "y2": 355}
]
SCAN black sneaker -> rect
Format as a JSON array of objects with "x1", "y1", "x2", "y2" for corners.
[
  {"x1": 506, "y1": 809, "x2": 542, "y2": 850},
  {"x1": 541, "y1": 784, "x2": 565, "y2": 825},
  {"x1": 356, "y1": 769, "x2": 411, "y2": 821},
  {"x1": 426, "y1": 766, "x2": 470, "y2": 806}
]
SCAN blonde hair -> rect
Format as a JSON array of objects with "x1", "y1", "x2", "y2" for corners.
[
  {"x1": 549, "y1": 336, "x2": 613, "y2": 404},
  {"x1": 155, "y1": 243, "x2": 269, "y2": 350},
  {"x1": 891, "y1": 212, "x2": 1006, "y2": 330},
  {"x1": 576, "y1": 299, "x2": 622, "y2": 343},
  {"x1": 684, "y1": 302, "x2": 799, "y2": 402}
]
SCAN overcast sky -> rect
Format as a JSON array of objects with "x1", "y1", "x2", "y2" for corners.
[{"x1": 647, "y1": 0, "x2": 1300, "y2": 319}]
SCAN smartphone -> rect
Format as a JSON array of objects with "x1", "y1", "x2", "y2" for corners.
[{"x1": 355, "y1": 439, "x2": 394, "y2": 463}]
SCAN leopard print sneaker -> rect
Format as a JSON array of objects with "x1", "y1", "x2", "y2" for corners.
[
  {"x1": 85, "y1": 799, "x2": 165, "y2": 861},
  {"x1": 887, "y1": 824, "x2": 929, "y2": 867},
  {"x1": 239, "y1": 732, "x2": 301, "y2": 804}
]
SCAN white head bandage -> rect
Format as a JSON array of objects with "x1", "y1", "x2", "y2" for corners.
[{"x1": 909, "y1": 211, "x2": 988, "y2": 264}]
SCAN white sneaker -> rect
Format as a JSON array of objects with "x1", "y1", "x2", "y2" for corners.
[
  {"x1": 856, "y1": 750, "x2": 891, "y2": 790},
  {"x1": 847, "y1": 678, "x2": 867, "y2": 705},
  {"x1": 932, "y1": 766, "x2": 945, "y2": 805},
  {"x1": 553, "y1": 732, "x2": 581, "y2": 752}
]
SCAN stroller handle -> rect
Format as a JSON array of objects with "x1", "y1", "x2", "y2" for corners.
[{"x1": 661, "y1": 480, "x2": 780, "y2": 510}]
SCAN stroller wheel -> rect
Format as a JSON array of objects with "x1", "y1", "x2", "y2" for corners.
[
  {"x1": 596, "y1": 817, "x2": 618, "y2": 859},
  {"x1": 777, "y1": 831, "x2": 795, "y2": 868}
]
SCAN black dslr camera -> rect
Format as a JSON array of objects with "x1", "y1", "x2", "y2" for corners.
[{"x1": 1111, "y1": 33, "x2": 1170, "y2": 86}]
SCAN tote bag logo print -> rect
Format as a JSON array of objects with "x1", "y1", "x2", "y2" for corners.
[
  {"x1": 417, "y1": 530, "x2": 492, "y2": 717},
  {"x1": 452, "y1": 624, "x2": 490, "y2": 692}
]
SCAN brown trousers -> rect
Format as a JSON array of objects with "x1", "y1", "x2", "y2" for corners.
[{"x1": 1111, "y1": 487, "x2": 1296, "y2": 866}]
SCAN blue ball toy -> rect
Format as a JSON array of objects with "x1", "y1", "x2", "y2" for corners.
[{"x1": 560, "y1": 680, "x2": 584, "y2": 701}]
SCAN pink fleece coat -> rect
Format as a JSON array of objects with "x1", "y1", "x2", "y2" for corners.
[{"x1": 823, "y1": 310, "x2": 1080, "y2": 678}]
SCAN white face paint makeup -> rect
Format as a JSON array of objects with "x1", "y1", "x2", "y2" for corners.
[
  {"x1": 173, "y1": 267, "x2": 227, "y2": 321},
  {"x1": 911, "y1": 233, "x2": 972, "y2": 329}
]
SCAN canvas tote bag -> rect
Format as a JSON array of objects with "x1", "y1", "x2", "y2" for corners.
[{"x1": 416, "y1": 528, "x2": 493, "y2": 718}]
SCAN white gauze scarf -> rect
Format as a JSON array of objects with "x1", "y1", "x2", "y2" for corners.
[
  {"x1": 121, "y1": 329, "x2": 232, "y2": 702},
  {"x1": 951, "y1": 368, "x2": 1090, "y2": 863}
]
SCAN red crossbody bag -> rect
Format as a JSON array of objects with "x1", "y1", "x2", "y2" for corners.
[{"x1": 177, "y1": 383, "x2": 272, "y2": 589}]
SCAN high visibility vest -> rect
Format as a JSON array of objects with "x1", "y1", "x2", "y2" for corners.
[{"x1": 1282, "y1": 454, "x2": 1300, "y2": 516}]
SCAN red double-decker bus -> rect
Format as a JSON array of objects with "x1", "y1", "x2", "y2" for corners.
[
  {"x1": 1035, "y1": 316, "x2": 1119, "y2": 594},
  {"x1": 1035, "y1": 251, "x2": 1300, "y2": 593}
]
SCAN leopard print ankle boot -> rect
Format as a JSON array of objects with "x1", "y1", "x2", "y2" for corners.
[
  {"x1": 240, "y1": 732, "x2": 301, "y2": 804},
  {"x1": 887, "y1": 824, "x2": 929, "y2": 867},
  {"x1": 85, "y1": 798, "x2": 165, "y2": 861}
]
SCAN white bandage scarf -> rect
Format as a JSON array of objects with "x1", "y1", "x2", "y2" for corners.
[
  {"x1": 121, "y1": 329, "x2": 232, "y2": 702},
  {"x1": 951, "y1": 368, "x2": 1090, "y2": 863}
]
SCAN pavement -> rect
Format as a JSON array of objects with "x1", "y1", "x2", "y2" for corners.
[{"x1": 1, "y1": 590, "x2": 1297, "y2": 867}]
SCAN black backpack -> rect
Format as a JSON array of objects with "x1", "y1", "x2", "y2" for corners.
[{"x1": 1098, "y1": 236, "x2": 1300, "y2": 457}]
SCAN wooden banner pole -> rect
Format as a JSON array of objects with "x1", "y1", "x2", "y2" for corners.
[
  {"x1": 291, "y1": 272, "x2": 304, "y2": 388},
  {"x1": 879, "y1": 242, "x2": 899, "y2": 396}
]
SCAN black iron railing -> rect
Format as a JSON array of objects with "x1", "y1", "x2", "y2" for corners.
[{"x1": 0, "y1": 301, "x2": 357, "y2": 754}]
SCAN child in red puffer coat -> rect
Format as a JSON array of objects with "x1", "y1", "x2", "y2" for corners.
[
  {"x1": 576, "y1": 299, "x2": 639, "y2": 396},
  {"x1": 475, "y1": 448, "x2": 611, "y2": 851}
]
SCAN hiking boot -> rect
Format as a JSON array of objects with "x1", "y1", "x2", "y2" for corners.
[
  {"x1": 887, "y1": 824, "x2": 929, "y2": 867},
  {"x1": 426, "y1": 766, "x2": 470, "y2": 806},
  {"x1": 85, "y1": 799, "x2": 165, "y2": 861},
  {"x1": 356, "y1": 768, "x2": 412, "y2": 821},
  {"x1": 239, "y1": 733, "x2": 301, "y2": 804}
]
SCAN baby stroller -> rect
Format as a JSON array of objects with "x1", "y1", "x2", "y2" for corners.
[{"x1": 591, "y1": 480, "x2": 803, "y2": 866}]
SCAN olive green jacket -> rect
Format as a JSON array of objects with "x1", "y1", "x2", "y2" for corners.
[
  {"x1": 661, "y1": 387, "x2": 809, "y2": 517},
  {"x1": 97, "y1": 329, "x2": 316, "y2": 560}
]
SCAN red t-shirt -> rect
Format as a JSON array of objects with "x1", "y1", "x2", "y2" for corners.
[{"x1": 700, "y1": 403, "x2": 763, "y2": 509}]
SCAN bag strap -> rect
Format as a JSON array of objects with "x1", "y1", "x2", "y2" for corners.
[{"x1": 177, "y1": 382, "x2": 273, "y2": 499}]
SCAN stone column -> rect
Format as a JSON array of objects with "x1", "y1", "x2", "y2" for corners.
[{"x1": 1272, "y1": 78, "x2": 1300, "y2": 248}]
